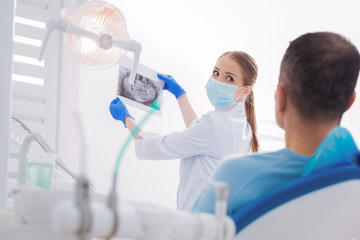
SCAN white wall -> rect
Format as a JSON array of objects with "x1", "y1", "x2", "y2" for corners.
[{"x1": 58, "y1": 0, "x2": 360, "y2": 211}]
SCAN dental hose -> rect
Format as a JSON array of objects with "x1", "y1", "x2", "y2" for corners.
[
  {"x1": 114, "y1": 98, "x2": 160, "y2": 173},
  {"x1": 106, "y1": 98, "x2": 160, "y2": 239}
]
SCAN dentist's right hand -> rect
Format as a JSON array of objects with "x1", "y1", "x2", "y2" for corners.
[
  {"x1": 158, "y1": 73, "x2": 186, "y2": 99},
  {"x1": 158, "y1": 73, "x2": 197, "y2": 128},
  {"x1": 109, "y1": 97, "x2": 134, "y2": 128}
]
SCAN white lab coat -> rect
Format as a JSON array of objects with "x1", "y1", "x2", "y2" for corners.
[{"x1": 135, "y1": 102, "x2": 252, "y2": 211}]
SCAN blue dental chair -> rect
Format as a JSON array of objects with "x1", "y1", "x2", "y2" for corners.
[{"x1": 232, "y1": 127, "x2": 360, "y2": 240}]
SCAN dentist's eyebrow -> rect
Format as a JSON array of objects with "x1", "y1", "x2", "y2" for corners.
[{"x1": 225, "y1": 72, "x2": 237, "y2": 77}]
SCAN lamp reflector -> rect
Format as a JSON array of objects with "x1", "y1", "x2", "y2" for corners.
[{"x1": 65, "y1": 1, "x2": 129, "y2": 68}]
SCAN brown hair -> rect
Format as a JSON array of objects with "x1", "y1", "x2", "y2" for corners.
[
  {"x1": 220, "y1": 51, "x2": 260, "y2": 152},
  {"x1": 280, "y1": 32, "x2": 360, "y2": 122}
]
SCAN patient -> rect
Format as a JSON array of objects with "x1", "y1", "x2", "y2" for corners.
[{"x1": 192, "y1": 32, "x2": 360, "y2": 214}]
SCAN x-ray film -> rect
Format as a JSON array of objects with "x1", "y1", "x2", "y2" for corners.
[{"x1": 117, "y1": 56, "x2": 164, "y2": 116}]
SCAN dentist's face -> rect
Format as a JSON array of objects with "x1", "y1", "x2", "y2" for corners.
[
  {"x1": 212, "y1": 54, "x2": 252, "y2": 102},
  {"x1": 212, "y1": 54, "x2": 245, "y2": 87}
]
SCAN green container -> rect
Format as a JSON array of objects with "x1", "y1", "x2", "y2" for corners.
[{"x1": 28, "y1": 162, "x2": 54, "y2": 189}]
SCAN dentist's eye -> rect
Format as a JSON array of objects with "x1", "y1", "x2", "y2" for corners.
[
  {"x1": 227, "y1": 76, "x2": 234, "y2": 82},
  {"x1": 213, "y1": 70, "x2": 219, "y2": 76}
]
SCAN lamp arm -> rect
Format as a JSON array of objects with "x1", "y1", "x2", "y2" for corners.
[
  {"x1": 65, "y1": 22, "x2": 98, "y2": 40},
  {"x1": 37, "y1": 20, "x2": 56, "y2": 61},
  {"x1": 38, "y1": 17, "x2": 69, "y2": 61}
]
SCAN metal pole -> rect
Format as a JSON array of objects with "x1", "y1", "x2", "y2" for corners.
[{"x1": 0, "y1": 0, "x2": 15, "y2": 212}]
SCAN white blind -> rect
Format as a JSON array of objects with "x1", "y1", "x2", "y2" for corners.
[
  {"x1": 8, "y1": 0, "x2": 61, "y2": 200},
  {"x1": 257, "y1": 103, "x2": 285, "y2": 152},
  {"x1": 258, "y1": 118, "x2": 285, "y2": 152}
]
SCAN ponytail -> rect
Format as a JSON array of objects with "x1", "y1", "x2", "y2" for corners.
[
  {"x1": 221, "y1": 51, "x2": 260, "y2": 152},
  {"x1": 245, "y1": 91, "x2": 260, "y2": 152}
]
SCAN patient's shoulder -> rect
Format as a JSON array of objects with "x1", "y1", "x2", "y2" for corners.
[
  {"x1": 223, "y1": 149, "x2": 292, "y2": 165},
  {"x1": 211, "y1": 149, "x2": 311, "y2": 197},
  {"x1": 215, "y1": 149, "x2": 309, "y2": 178}
]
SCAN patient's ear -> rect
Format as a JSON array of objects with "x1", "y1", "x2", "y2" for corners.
[
  {"x1": 345, "y1": 92, "x2": 356, "y2": 112},
  {"x1": 275, "y1": 84, "x2": 287, "y2": 128},
  {"x1": 275, "y1": 84, "x2": 287, "y2": 112}
]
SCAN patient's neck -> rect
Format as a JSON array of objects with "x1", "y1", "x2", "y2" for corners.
[{"x1": 284, "y1": 115, "x2": 340, "y2": 157}]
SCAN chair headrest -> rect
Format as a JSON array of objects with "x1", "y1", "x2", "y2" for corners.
[{"x1": 302, "y1": 126, "x2": 359, "y2": 176}]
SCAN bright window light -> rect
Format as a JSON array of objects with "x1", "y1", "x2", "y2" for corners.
[
  {"x1": 13, "y1": 35, "x2": 42, "y2": 47},
  {"x1": 12, "y1": 74, "x2": 44, "y2": 86},
  {"x1": 13, "y1": 55, "x2": 45, "y2": 67},
  {"x1": 14, "y1": 16, "x2": 46, "y2": 29}
]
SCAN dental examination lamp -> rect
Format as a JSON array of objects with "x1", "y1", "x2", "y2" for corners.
[{"x1": 38, "y1": 1, "x2": 142, "y2": 85}]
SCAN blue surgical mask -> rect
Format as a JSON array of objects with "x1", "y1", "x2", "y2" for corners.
[{"x1": 205, "y1": 76, "x2": 245, "y2": 109}]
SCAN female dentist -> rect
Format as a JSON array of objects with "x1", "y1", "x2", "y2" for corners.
[{"x1": 109, "y1": 51, "x2": 259, "y2": 211}]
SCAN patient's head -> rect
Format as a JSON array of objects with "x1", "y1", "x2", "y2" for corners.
[{"x1": 279, "y1": 32, "x2": 360, "y2": 123}]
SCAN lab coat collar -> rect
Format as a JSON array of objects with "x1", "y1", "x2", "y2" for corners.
[{"x1": 216, "y1": 101, "x2": 246, "y2": 113}]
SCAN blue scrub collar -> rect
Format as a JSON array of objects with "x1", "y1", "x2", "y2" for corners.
[{"x1": 302, "y1": 126, "x2": 359, "y2": 176}]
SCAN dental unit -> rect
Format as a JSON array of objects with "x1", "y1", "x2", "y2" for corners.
[{"x1": 0, "y1": 1, "x2": 236, "y2": 239}]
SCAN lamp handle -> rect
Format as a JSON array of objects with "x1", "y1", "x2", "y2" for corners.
[{"x1": 113, "y1": 39, "x2": 142, "y2": 86}]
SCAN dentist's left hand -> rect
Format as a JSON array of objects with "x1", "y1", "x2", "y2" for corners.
[{"x1": 109, "y1": 97, "x2": 134, "y2": 128}]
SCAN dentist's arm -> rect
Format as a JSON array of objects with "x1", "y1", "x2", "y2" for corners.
[
  {"x1": 109, "y1": 97, "x2": 141, "y2": 139},
  {"x1": 158, "y1": 73, "x2": 198, "y2": 128},
  {"x1": 176, "y1": 94, "x2": 198, "y2": 128},
  {"x1": 125, "y1": 117, "x2": 141, "y2": 140}
]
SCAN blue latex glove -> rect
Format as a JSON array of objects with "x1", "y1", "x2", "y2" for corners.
[
  {"x1": 157, "y1": 73, "x2": 186, "y2": 99},
  {"x1": 109, "y1": 97, "x2": 134, "y2": 127}
]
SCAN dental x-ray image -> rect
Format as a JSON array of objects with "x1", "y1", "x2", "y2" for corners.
[{"x1": 117, "y1": 56, "x2": 164, "y2": 115}]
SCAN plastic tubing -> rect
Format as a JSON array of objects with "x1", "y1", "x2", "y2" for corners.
[{"x1": 113, "y1": 98, "x2": 160, "y2": 173}]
